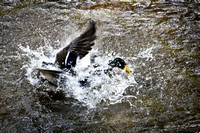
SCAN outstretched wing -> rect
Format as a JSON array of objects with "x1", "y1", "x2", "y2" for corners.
[{"x1": 55, "y1": 20, "x2": 96, "y2": 69}]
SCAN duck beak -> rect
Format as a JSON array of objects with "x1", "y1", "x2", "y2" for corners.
[{"x1": 124, "y1": 65, "x2": 132, "y2": 73}]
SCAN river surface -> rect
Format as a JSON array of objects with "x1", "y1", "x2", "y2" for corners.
[{"x1": 0, "y1": 0, "x2": 200, "y2": 132}]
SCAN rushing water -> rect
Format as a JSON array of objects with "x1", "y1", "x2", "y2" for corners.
[{"x1": 0, "y1": 0, "x2": 200, "y2": 132}]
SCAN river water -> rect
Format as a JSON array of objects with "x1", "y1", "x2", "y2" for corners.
[{"x1": 0, "y1": 0, "x2": 200, "y2": 132}]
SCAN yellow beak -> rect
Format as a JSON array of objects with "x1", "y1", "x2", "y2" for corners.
[{"x1": 124, "y1": 65, "x2": 132, "y2": 73}]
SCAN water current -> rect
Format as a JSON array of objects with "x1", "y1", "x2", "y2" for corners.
[{"x1": 0, "y1": 0, "x2": 200, "y2": 132}]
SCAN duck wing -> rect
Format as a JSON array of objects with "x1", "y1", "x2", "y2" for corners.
[{"x1": 55, "y1": 20, "x2": 96, "y2": 69}]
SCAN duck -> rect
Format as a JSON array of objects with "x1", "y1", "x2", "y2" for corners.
[{"x1": 37, "y1": 20, "x2": 131, "y2": 86}]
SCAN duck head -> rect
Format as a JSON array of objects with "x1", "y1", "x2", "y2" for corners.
[{"x1": 108, "y1": 57, "x2": 132, "y2": 73}]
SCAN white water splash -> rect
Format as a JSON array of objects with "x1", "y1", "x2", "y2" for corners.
[
  {"x1": 19, "y1": 41, "x2": 137, "y2": 108},
  {"x1": 137, "y1": 45, "x2": 156, "y2": 59},
  {"x1": 18, "y1": 42, "x2": 58, "y2": 85}
]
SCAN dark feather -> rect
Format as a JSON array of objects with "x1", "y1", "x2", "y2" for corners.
[{"x1": 55, "y1": 20, "x2": 96, "y2": 69}]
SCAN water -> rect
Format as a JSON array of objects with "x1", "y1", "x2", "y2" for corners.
[{"x1": 0, "y1": 0, "x2": 200, "y2": 132}]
